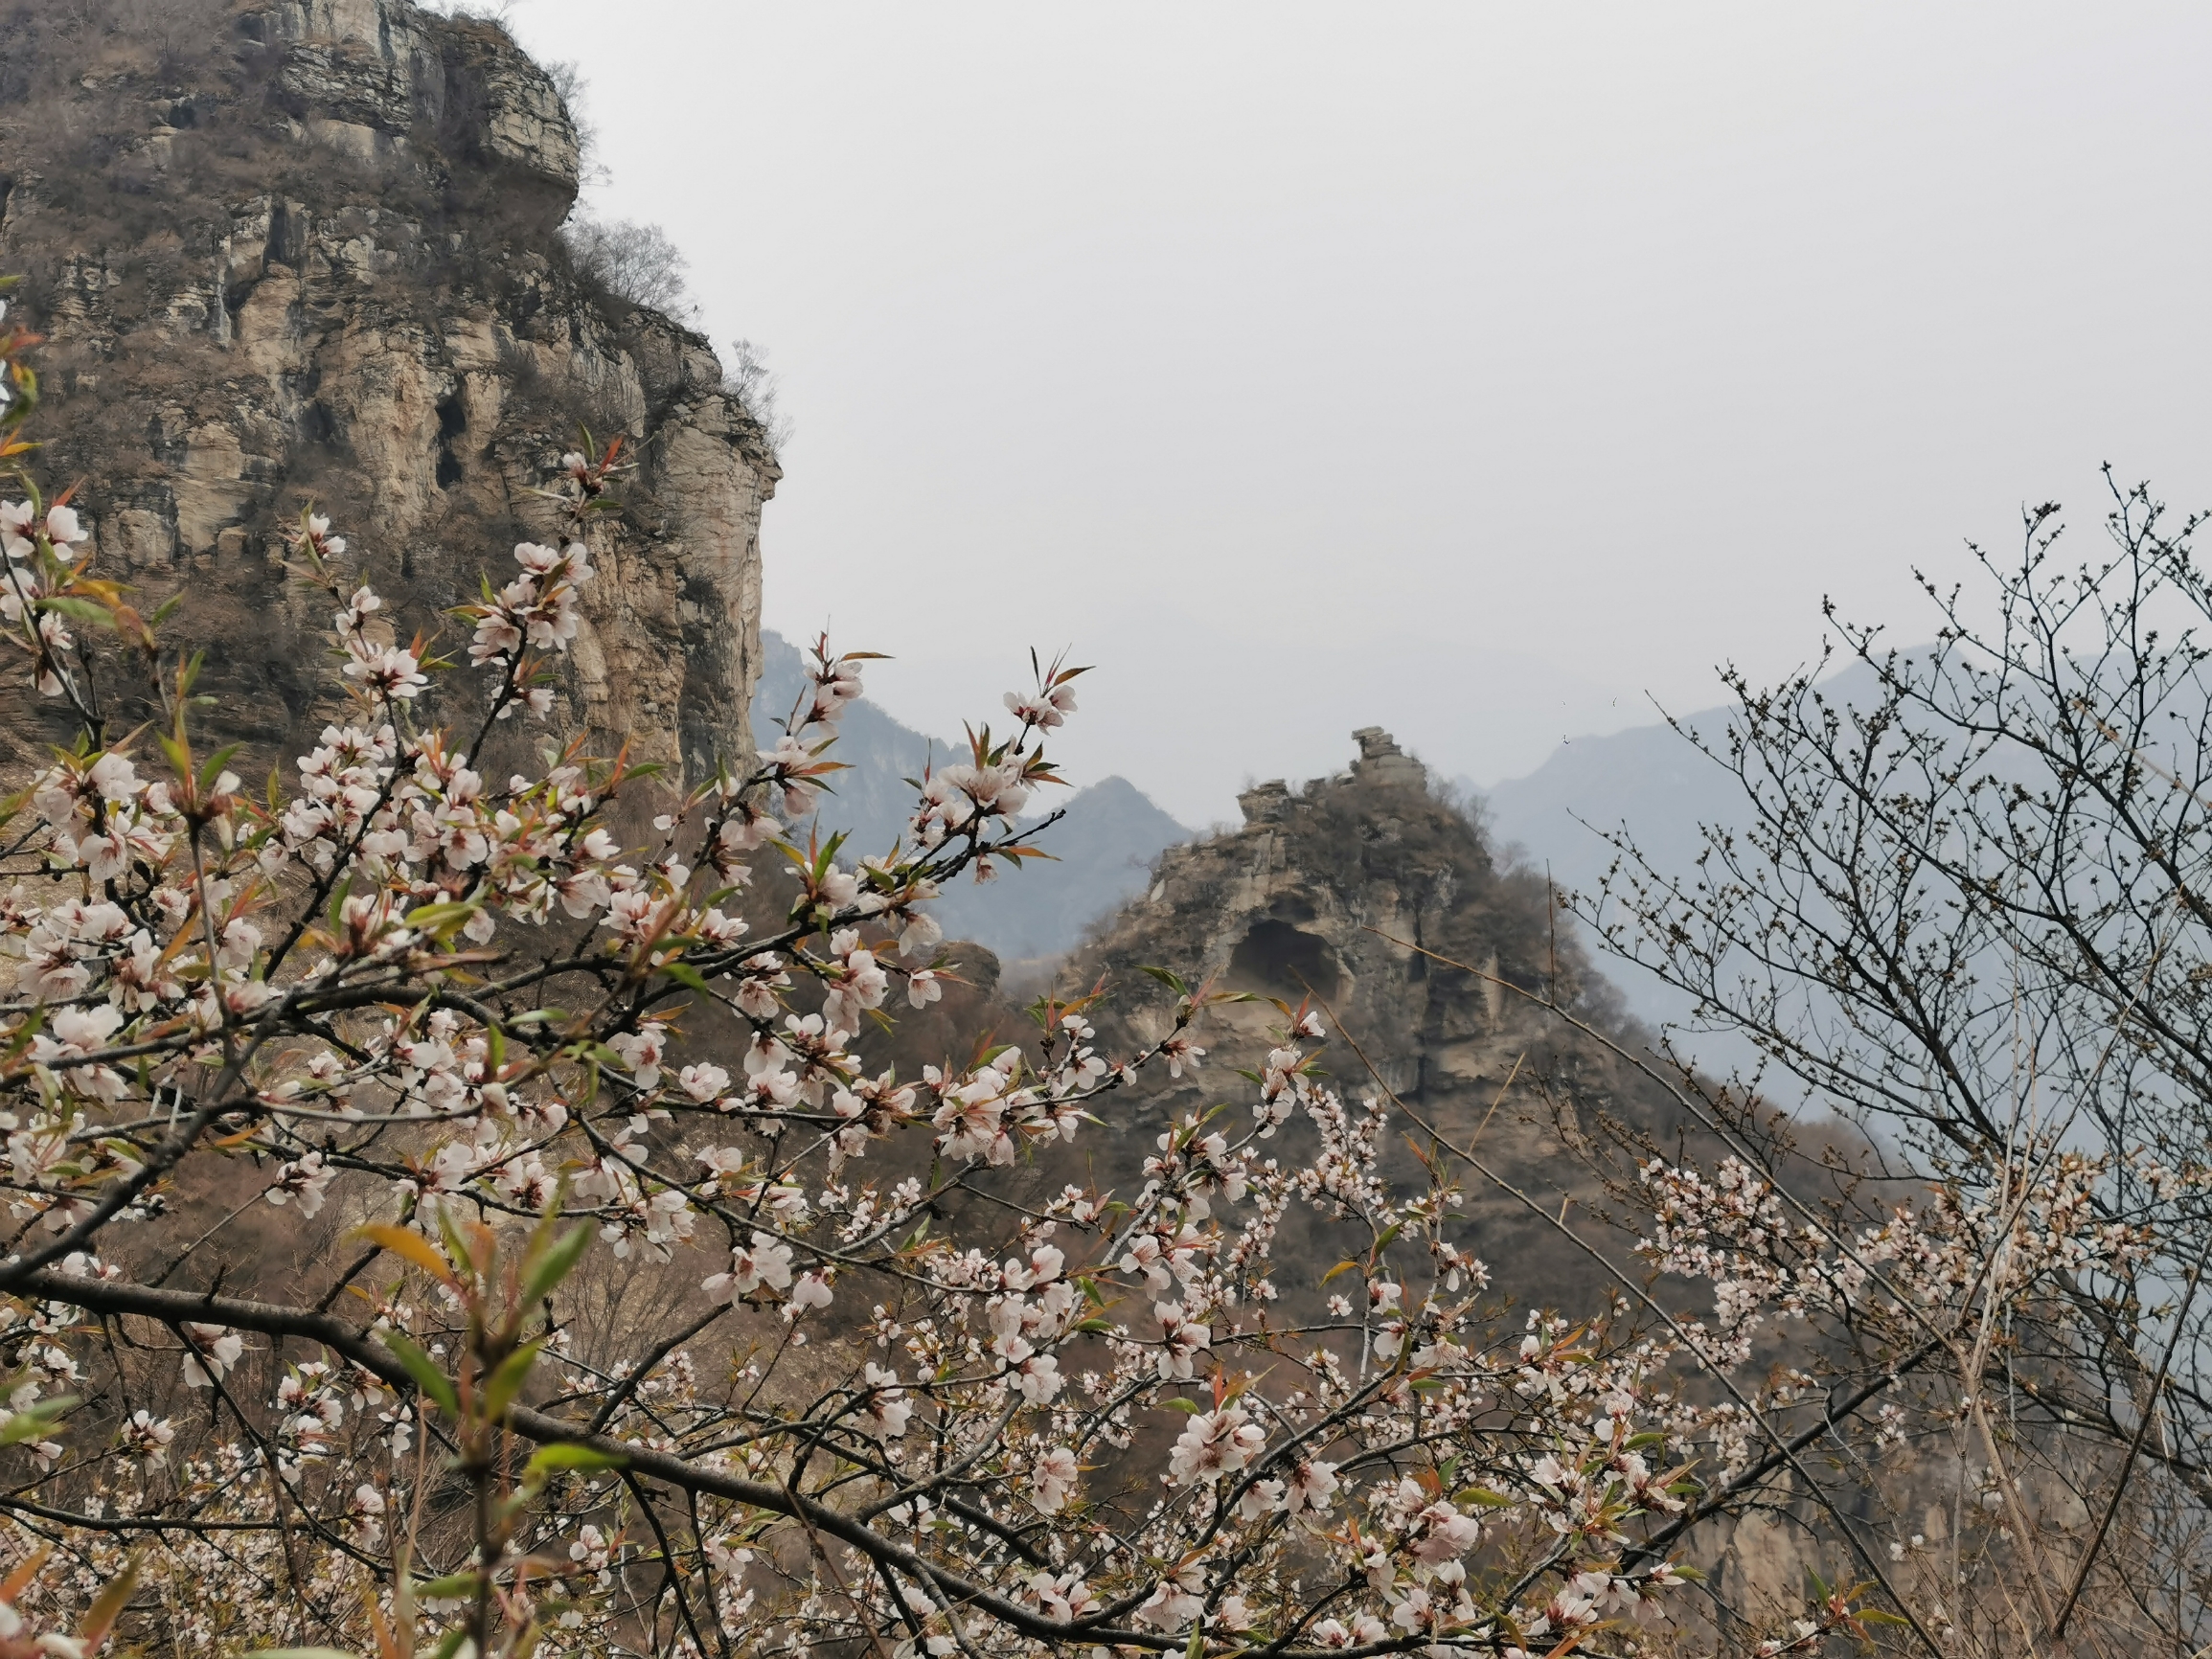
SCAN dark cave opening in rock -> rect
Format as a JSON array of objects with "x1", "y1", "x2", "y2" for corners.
[{"x1": 1225, "y1": 918, "x2": 1342, "y2": 1002}]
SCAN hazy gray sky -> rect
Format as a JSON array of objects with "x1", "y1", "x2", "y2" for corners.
[{"x1": 503, "y1": 1, "x2": 2212, "y2": 825}]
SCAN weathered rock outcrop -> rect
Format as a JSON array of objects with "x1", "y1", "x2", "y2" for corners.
[
  {"x1": 1058, "y1": 729, "x2": 1686, "y2": 1311},
  {"x1": 0, "y1": 0, "x2": 772, "y2": 782}
]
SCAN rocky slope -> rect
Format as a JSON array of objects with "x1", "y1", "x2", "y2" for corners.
[
  {"x1": 1051, "y1": 732, "x2": 1895, "y2": 1611},
  {"x1": 0, "y1": 0, "x2": 774, "y2": 783}
]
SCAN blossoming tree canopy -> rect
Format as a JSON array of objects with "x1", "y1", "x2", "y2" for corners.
[
  {"x1": 0, "y1": 287, "x2": 2168, "y2": 1659},
  {"x1": 0, "y1": 287, "x2": 1730, "y2": 1657}
]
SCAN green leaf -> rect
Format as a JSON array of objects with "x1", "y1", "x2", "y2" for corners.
[
  {"x1": 481, "y1": 1339, "x2": 544, "y2": 1423},
  {"x1": 402, "y1": 900, "x2": 478, "y2": 934},
  {"x1": 1161, "y1": 1398, "x2": 1200, "y2": 1415},
  {"x1": 1136, "y1": 966, "x2": 1187, "y2": 995},
  {"x1": 196, "y1": 742, "x2": 243, "y2": 788},
  {"x1": 1072, "y1": 1317, "x2": 1117, "y2": 1334},
  {"x1": 414, "y1": 1572, "x2": 482, "y2": 1600},
  {"x1": 1455, "y1": 1487, "x2": 1518, "y2": 1508},
  {"x1": 0, "y1": 1395, "x2": 73, "y2": 1445},
  {"x1": 660, "y1": 959, "x2": 712, "y2": 994},
  {"x1": 520, "y1": 1220, "x2": 593, "y2": 1308},
  {"x1": 38, "y1": 596, "x2": 114, "y2": 627},
  {"x1": 380, "y1": 1331, "x2": 459, "y2": 1418},
  {"x1": 522, "y1": 1443, "x2": 627, "y2": 1481},
  {"x1": 432, "y1": 1204, "x2": 477, "y2": 1291},
  {"x1": 324, "y1": 872, "x2": 354, "y2": 936}
]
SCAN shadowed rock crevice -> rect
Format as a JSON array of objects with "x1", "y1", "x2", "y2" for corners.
[{"x1": 1224, "y1": 917, "x2": 1342, "y2": 1002}]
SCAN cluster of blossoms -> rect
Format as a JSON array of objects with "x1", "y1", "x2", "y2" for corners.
[
  {"x1": 1, "y1": 496, "x2": 91, "y2": 697},
  {"x1": 1638, "y1": 1148, "x2": 2163, "y2": 1371}
]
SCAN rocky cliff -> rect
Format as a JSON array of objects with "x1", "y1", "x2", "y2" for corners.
[{"x1": 0, "y1": 0, "x2": 773, "y2": 781}]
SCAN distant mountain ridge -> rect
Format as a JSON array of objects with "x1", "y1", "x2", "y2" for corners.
[
  {"x1": 756, "y1": 623, "x2": 1899, "y2": 1035},
  {"x1": 753, "y1": 631, "x2": 1191, "y2": 963},
  {"x1": 1475, "y1": 657, "x2": 1891, "y2": 1075}
]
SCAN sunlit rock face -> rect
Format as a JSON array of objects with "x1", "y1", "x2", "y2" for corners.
[{"x1": 0, "y1": 0, "x2": 774, "y2": 784}]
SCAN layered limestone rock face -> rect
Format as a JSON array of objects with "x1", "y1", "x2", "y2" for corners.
[
  {"x1": 0, "y1": 0, "x2": 773, "y2": 784},
  {"x1": 262, "y1": 0, "x2": 581, "y2": 210}
]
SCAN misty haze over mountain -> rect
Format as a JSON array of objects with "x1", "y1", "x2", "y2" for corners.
[{"x1": 508, "y1": 2, "x2": 2212, "y2": 829}]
